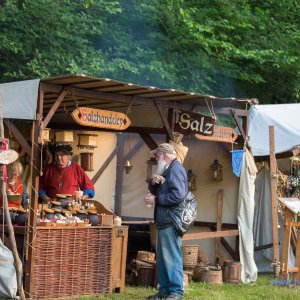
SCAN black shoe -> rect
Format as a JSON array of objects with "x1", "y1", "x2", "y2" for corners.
[
  {"x1": 166, "y1": 294, "x2": 183, "y2": 300},
  {"x1": 147, "y1": 293, "x2": 168, "y2": 299}
]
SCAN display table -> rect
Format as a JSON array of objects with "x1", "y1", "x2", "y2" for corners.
[{"x1": 26, "y1": 225, "x2": 128, "y2": 299}]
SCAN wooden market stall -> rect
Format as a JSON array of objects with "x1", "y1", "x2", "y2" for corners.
[{"x1": 1, "y1": 75, "x2": 256, "y2": 298}]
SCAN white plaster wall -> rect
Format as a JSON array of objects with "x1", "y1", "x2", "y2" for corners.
[{"x1": 72, "y1": 131, "x2": 117, "y2": 211}]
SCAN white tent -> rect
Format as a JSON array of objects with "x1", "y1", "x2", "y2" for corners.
[{"x1": 248, "y1": 104, "x2": 300, "y2": 156}]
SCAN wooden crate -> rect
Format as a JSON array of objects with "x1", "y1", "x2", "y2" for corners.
[{"x1": 27, "y1": 225, "x2": 128, "y2": 299}]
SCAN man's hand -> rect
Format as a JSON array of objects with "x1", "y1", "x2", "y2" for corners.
[
  {"x1": 144, "y1": 192, "x2": 156, "y2": 205},
  {"x1": 151, "y1": 174, "x2": 165, "y2": 185}
]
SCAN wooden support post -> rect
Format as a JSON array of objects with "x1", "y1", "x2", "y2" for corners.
[
  {"x1": 114, "y1": 134, "x2": 125, "y2": 216},
  {"x1": 25, "y1": 87, "x2": 44, "y2": 298},
  {"x1": 215, "y1": 189, "x2": 223, "y2": 263},
  {"x1": 269, "y1": 126, "x2": 280, "y2": 268}
]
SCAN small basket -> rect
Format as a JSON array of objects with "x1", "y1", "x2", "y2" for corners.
[{"x1": 182, "y1": 245, "x2": 198, "y2": 271}]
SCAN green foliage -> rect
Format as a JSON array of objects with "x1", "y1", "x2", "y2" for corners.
[
  {"x1": 0, "y1": 0, "x2": 120, "y2": 80},
  {"x1": 0, "y1": 0, "x2": 299, "y2": 104}
]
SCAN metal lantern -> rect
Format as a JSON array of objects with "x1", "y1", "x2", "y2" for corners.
[
  {"x1": 146, "y1": 157, "x2": 157, "y2": 182},
  {"x1": 77, "y1": 133, "x2": 98, "y2": 150},
  {"x1": 187, "y1": 169, "x2": 197, "y2": 191},
  {"x1": 210, "y1": 159, "x2": 223, "y2": 181},
  {"x1": 124, "y1": 160, "x2": 133, "y2": 174}
]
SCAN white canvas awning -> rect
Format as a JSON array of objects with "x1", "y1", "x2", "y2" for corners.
[
  {"x1": 248, "y1": 104, "x2": 300, "y2": 156},
  {"x1": 1, "y1": 79, "x2": 39, "y2": 120}
]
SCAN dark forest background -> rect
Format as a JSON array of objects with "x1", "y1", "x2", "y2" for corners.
[{"x1": 0, "y1": 0, "x2": 299, "y2": 104}]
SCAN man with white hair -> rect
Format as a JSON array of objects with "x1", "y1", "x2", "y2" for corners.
[{"x1": 145, "y1": 143, "x2": 188, "y2": 300}]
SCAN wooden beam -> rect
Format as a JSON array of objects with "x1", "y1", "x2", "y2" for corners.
[
  {"x1": 91, "y1": 148, "x2": 117, "y2": 185},
  {"x1": 124, "y1": 138, "x2": 144, "y2": 161},
  {"x1": 221, "y1": 237, "x2": 236, "y2": 259},
  {"x1": 4, "y1": 119, "x2": 32, "y2": 157},
  {"x1": 154, "y1": 101, "x2": 173, "y2": 141},
  {"x1": 114, "y1": 134, "x2": 125, "y2": 216},
  {"x1": 42, "y1": 87, "x2": 69, "y2": 128},
  {"x1": 25, "y1": 87, "x2": 44, "y2": 298},
  {"x1": 215, "y1": 189, "x2": 223, "y2": 261},
  {"x1": 183, "y1": 229, "x2": 239, "y2": 240},
  {"x1": 193, "y1": 220, "x2": 238, "y2": 229},
  {"x1": 269, "y1": 126, "x2": 280, "y2": 264},
  {"x1": 231, "y1": 108, "x2": 246, "y2": 141},
  {"x1": 50, "y1": 122, "x2": 168, "y2": 135},
  {"x1": 139, "y1": 133, "x2": 157, "y2": 150}
]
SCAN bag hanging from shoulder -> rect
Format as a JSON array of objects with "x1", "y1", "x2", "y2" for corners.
[{"x1": 168, "y1": 191, "x2": 197, "y2": 236}]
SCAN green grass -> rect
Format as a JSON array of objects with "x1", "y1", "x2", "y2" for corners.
[{"x1": 56, "y1": 275, "x2": 300, "y2": 300}]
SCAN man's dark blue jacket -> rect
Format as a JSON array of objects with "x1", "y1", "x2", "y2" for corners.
[{"x1": 148, "y1": 159, "x2": 188, "y2": 229}]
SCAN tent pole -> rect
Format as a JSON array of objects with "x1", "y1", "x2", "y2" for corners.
[{"x1": 269, "y1": 126, "x2": 280, "y2": 277}]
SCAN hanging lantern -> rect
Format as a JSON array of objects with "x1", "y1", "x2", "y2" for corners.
[
  {"x1": 77, "y1": 133, "x2": 98, "y2": 150},
  {"x1": 146, "y1": 157, "x2": 157, "y2": 182},
  {"x1": 124, "y1": 160, "x2": 133, "y2": 174},
  {"x1": 187, "y1": 169, "x2": 197, "y2": 191},
  {"x1": 210, "y1": 159, "x2": 223, "y2": 181},
  {"x1": 55, "y1": 131, "x2": 74, "y2": 144}
]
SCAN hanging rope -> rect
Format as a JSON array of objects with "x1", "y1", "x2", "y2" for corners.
[
  {"x1": 205, "y1": 98, "x2": 217, "y2": 120},
  {"x1": 125, "y1": 96, "x2": 135, "y2": 119}
]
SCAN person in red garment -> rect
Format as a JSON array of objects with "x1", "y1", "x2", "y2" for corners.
[
  {"x1": 0, "y1": 161, "x2": 26, "y2": 209},
  {"x1": 38, "y1": 144, "x2": 95, "y2": 202}
]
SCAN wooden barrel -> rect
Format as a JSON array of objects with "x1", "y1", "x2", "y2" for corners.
[
  {"x1": 222, "y1": 260, "x2": 241, "y2": 283},
  {"x1": 137, "y1": 266, "x2": 155, "y2": 287},
  {"x1": 182, "y1": 245, "x2": 198, "y2": 271},
  {"x1": 137, "y1": 251, "x2": 155, "y2": 262},
  {"x1": 199, "y1": 267, "x2": 223, "y2": 285}
]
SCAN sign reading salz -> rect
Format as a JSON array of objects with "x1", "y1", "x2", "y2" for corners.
[
  {"x1": 174, "y1": 110, "x2": 215, "y2": 136},
  {"x1": 72, "y1": 107, "x2": 131, "y2": 130}
]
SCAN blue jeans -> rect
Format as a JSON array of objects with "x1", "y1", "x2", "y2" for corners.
[{"x1": 156, "y1": 226, "x2": 183, "y2": 296}]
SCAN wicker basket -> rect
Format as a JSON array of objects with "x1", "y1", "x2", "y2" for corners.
[
  {"x1": 182, "y1": 245, "x2": 198, "y2": 271},
  {"x1": 30, "y1": 227, "x2": 113, "y2": 299}
]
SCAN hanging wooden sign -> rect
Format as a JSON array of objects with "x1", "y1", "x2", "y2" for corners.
[
  {"x1": 174, "y1": 110, "x2": 215, "y2": 136},
  {"x1": 71, "y1": 107, "x2": 131, "y2": 130},
  {"x1": 195, "y1": 126, "x2": 238, "y2": 143}
]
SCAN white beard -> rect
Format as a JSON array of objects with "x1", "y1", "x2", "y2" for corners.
[{"x1": 156, "y1": 157, "x2": 168, "y2": 176}]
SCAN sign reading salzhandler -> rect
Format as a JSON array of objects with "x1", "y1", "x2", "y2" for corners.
[
  {"x1": 71, "y1": 107, "x2": 131, "y2": 130},
  {"x1": 174, "y1": 110, "x2": 215, "y2": 136}
]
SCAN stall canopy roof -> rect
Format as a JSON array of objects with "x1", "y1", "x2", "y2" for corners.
[
  {"x1": 41, "y1": 74, "x2": 255, "y2": 113},
  {"x1": 248, "y1": 104, "x2": 300, "y2": 156},
  {"x1": 1, "y1": 74, "x2": 256, "y2": 121}
]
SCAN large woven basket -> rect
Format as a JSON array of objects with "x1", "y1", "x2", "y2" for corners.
[{"x1": 30, "y1": 227, "x2": 113, "y2": 299}]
